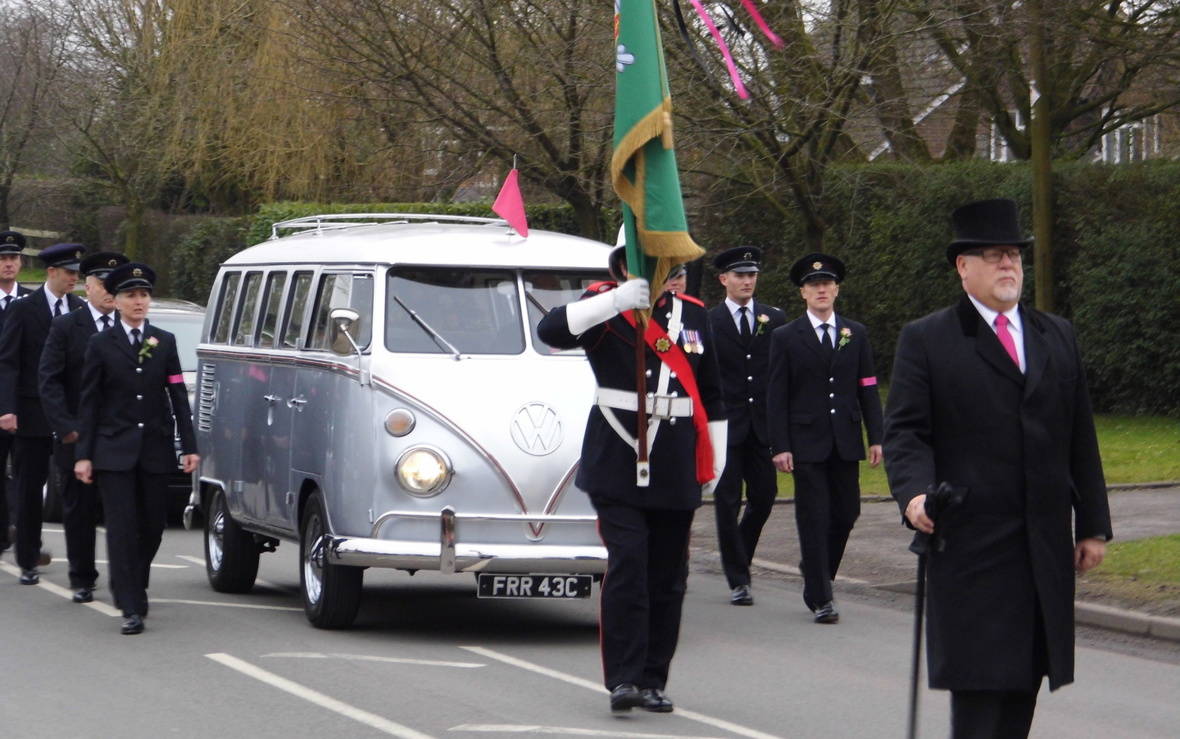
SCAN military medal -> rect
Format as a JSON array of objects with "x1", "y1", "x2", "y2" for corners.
[{"x1": 655, "y1": 337, "x2": 671, "y2": 352}]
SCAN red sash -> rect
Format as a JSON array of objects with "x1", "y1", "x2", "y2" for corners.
[{"x1": 621, "y1": 311, "x2": 713, "y2": 483}]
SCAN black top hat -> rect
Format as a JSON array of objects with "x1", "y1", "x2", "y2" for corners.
[
  {"x1": 104, "y1": 262, "x2": 156, "y2": 295},
  {"x1": 713, "y1": 246, "x2": 761, "y2": 273},
  {"x1": 790, "y1": 253, "x2": 845, "y2": 286},
  {"x1": 0, "y1": 230, "x2": 26, "y2": 254},
  {"x1": 80, "y1": 251, "x2": 129, "y2": 279},
  {"x1": 947, "y1": 198, "x2": 1033, "y2": 265},
  {"x1": 38, "y1": 243, "x2": 85, "y2": 270}
]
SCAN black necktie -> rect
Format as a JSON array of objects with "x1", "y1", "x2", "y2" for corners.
[
  {"x1": 100, "y1": 315, "x2": 111, "y2": 331},
  {"x1": 820, "y1": 322, "x2": 834, "y2": 353},
  {"x1": 2, "y1": 295, "x2": 10, "y2": 311},
  {"x1": 53, "y1": 298, "x2": 63, "y2": 317},
  {"x1": 131, "y1": 327, "x2": 142, "y2": 351},
  {"x1": 739, "y1": 306, "x2": 751, "y2": 342}
]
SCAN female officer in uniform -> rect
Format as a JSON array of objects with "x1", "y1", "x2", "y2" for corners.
[
  {"x1": 538, "y1": 249, "x2": 726, "y2": 714},
  {"x1": 74, "y1": 263, "x2": 199, "y2": 635}
]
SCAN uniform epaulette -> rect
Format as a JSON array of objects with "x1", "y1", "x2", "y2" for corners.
[
  {"x1": 673, "y1": 292, "x2": 704, "y2": 308},
  {"x1": 584, "y1": 281, "x2": 617, "y2": 296}
]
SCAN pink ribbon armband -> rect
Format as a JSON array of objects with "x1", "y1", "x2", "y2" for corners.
[
  {"x1": 168, "y1": 374, "x2": 185, "y2": 384},
  {"x1": 859, "y1": 376, "x2": 878, "y2": 387}
]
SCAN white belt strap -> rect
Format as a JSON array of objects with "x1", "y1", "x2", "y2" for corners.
[{"x1": 595, "y1": 388, "x2": 694, "y2": 417}]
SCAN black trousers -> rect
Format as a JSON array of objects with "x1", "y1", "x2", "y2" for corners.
[
  {"x1": 713, "y1": 431, "x2": 777, "y2": 588},
  {"x1": 950, "y1": 688, "x2": 1039, "y2": 739},
  {"x1": 55, "y1": 441, "x2": 99, "y2": 589},
  {"x1": 593, "y1": 501, "x2": 694, "y2": 692},
  {"x1": 96, "y1": 468, "x2": 170, "y2": 616},
  {"x1": 0, "y1": 430, "x2": 12, "y2": 547},
  {"x1": 792, "y1": 457, "x2": 860, "y2": 608},
  {"x1": 12, "y1": 435, "x2": 52, "y2": 571}
]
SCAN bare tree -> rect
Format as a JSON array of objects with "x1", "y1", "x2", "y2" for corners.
[{"x1": 0, "y1": 1, "x2": 72, "y2": 230}]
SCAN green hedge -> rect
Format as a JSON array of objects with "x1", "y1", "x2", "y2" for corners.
[
  {"x1": 688, "y1": 160, "x2": 1180, "y2": 417},
  {"x1": 169, "y1": 217, "x2": 252, "y2": 303}
]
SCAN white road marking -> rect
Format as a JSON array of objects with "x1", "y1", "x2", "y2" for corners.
[
  {"x1": 450, "y1": 725, "x2": 725, "y2": 738},
  {"x1": 175, "y1": 554, "x2": 289, "y2": 592},
  {"x1": 153, "y1": 598, "x2": 302, "y2": 612},
  {"x1": 206, "y1": 653, "x2": 434, "y2": 739},
  {"x1": 263, "y1": 652, "x2": 485, "y2": 669},
  {"x1": 460, "y1": 647, "x2": 782, "y2": 739},
  {"x1": 0, "y1": 561, "x2": 121, "y2": 616},
  {"x1": 50, "y1": 558, "x2": 185, "y2": 569}
]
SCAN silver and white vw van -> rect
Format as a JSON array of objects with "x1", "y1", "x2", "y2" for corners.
[{"x1": 188, "y1": 214, "x2": 610, "y2": 628}]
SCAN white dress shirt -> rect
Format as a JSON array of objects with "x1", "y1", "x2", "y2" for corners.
[{"x1": 967, "y1": 294, "x2": 1025, "y2": 372}]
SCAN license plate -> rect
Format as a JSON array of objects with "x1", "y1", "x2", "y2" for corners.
[{"x1": 477, "y1": 574, "x2": 593, "y2": 599}]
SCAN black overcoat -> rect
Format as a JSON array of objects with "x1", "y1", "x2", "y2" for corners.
[
  {"x1": 38, "y1": 307, "x2": 103, "y2": 439},
  {"x1": 883, "y1": 296, "x2": 1112, "y2": 692},
  {"x1": 767, "y1": 314, "x2": 883, "y2": 463},
  {"x1": 708, "y1": 300, "x2": 786, "y2": 446},
  {"x1": 0, "y1": 288, "x2": 85, "y2": 436},
  {"x1": 537, "y1": 288, "x2": 724, "y2": 510},
  {"x1": 76, "y1": 322, "x2": 196, "y2": 473}
]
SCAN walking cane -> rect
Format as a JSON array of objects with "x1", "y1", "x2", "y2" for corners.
[{"x1": 905, "y1": 482, "x2": 968, "y2": 739}]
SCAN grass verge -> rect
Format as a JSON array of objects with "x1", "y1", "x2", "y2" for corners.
[{"x1": 1077, "y1": 534, "x2": 1180, "y2": 616}]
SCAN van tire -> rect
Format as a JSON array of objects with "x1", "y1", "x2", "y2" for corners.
[
  {"x1": 204, "y1": 488, "x2": 259, "y2": 593},
  {"x1": 300, "y1": 492, "x2": 362, "y2": 629}
]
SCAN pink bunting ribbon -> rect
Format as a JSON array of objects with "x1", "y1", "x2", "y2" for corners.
[{"x1": 688, "y1": 0, "x2": 748, "y2": 100}]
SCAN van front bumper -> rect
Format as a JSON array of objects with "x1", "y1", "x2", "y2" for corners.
[{"x1": 325, "y1": 506, "x2": 607, "y2": 574}]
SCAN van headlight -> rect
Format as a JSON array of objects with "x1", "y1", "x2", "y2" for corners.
[{"x1": 395, "y1": 447, "x2": 451, "y2": 496}]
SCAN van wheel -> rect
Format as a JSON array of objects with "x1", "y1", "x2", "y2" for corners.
[
  {"x1": 300, "y1": 492, "x2": 362, "y2": 629},
  {"x1": 204, "y1": 488, "x2": 259, "y2": 593}
]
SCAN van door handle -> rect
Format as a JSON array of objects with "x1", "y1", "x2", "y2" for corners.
[
  {"x1": 263, "y1": 394, "x2": 281, "y2": 404},
  {"x1": 287, "y1": 396, "x2": 307, "y2": 411}
]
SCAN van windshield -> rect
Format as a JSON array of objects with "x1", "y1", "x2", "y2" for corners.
[
  {"x1": 523, "y1": 270, "x2": 606, "y2": 355},
  {"x1": 386, "y1": 267, "x2": 524, "y2": 354}
]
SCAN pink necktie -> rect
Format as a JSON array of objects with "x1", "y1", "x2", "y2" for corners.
[{"x1": 994, "y1": 314, "x2": 1020, "y2": 368}]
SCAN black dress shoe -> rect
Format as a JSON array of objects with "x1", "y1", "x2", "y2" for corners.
[
  {"x1": 609, "y1": 683, "x2": 645, "y2": 713},
  {"x1": 641, "y1": 688, "x2": 674, "y2": 713},
  {"x1": 73, "y1": 587, "x2": 95, "y2": 604},
  {"x1": 730, "y1": 584, "x2": 753, "y2": 606},
  {"x1": 19, "y1": 569, "x2": 39, "y2": 585},
  {"x1": 121, "y1": 614, "x2": 145, "y2": 635},
  {"x1": 814, "y1": 601, "x2": 839, "y2": 624}
]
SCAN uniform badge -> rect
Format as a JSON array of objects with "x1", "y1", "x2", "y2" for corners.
[
  {"x1": 654, "y1": 337, "x2": 671, "y2": 352},
  {"x1": 132, "y1": 267, "x2": 143, "y2": 277},
  {"x1": 812, "y1": 261, "x2": 823, "y2": 270}
]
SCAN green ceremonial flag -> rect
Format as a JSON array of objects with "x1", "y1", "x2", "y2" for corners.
[{"x1": 611, "y1": 0, "x2": 703, "y2": 286}]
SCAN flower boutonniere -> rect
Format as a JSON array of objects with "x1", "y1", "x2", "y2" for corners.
[
  {"x1": 837, "y1": 327, "x2": 852, "y2": 350},
  {"x1": 755, "y1": 313, "x2": 770, "y2": 336},
  {"x1": 138, "y1": 335, "x2": 159, "y2": 364}
]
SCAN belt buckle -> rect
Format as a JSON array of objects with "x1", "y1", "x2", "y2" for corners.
[{"x1": 649, "y1": 394, "x2": 674, "y2": 420}]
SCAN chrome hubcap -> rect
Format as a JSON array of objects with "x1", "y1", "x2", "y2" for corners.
[{"x1": 303, "y1": 513, "x2": 323, "y2": 605}]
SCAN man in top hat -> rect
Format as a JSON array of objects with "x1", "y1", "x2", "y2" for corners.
[
  {"x1": 0, "y1": 230, "x2": 33, "y2": 553},
  {"x1": 38, "y1": 251, "x2": 128, "y2": 602},
  {"x1": 538, "y1": 247, "x2": 725, "y2": 714},
  {"x1": 0, "y1": 242, "x2": 85, "y2": 582},
  {"x1": 883, "y1": 198, "x2": 1110, "y2": 738},
  {"x1": 767, "y1": 253, "x2": 883, "y2": 624},
  {"x1": 75, "y1": 262, "x2": 198, "y2": 634},
  {"x1": 707, "y1": 246, "x2": 786, "y2": 606}
]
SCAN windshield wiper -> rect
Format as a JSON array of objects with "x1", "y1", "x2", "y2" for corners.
[{"x1": 390, "y1": 294, "x2": 463, "y2": 360}]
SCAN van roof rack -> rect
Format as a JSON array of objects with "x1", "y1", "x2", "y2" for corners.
[{"x1": 269, "y1": 213, "x2": 507, "y2": 239}]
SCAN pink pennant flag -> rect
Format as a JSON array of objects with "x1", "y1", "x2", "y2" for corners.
[{"x1": 493, "y1": 168, "x2": 529, "y2": 237}]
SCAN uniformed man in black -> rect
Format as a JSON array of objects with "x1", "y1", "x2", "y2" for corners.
[
  {"x1": 538, "y1": 249, "x2": 726, "y2": 714},
  {"x1": 0, "y1": 242, "x2": 86, "y2": 583},
  {"x1": 74, "y1": 263, "x2": 198, "y2": 635},
  {"x1": 767, "y1": 254, "x2": 883, "y2": 623},
  {"x1": 39, "y1": 251, "x2": 128, "y2": 602},
  {"x1": 0, "y1": 230, "x2": 33, "y2": 554},
  {"x1": 707, "y1": 246, "x2": 786, "y2": 606}
]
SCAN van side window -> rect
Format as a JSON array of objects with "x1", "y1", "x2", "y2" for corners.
[
  {"x1": 210, "y1": 271, "x2": 242, "y2": 344},
  {"x1": 281, "y1": 271, "x2": 313, "y2": 349},
  {"x1": 257, "y1": 271, "x2": 288, "y2": 348},
  {"x1": 309, "y1": 272, "x2": 374, "y2": 351},
  {"x1": 231, "y1": 271, "x2": 264, "y2": 345}
]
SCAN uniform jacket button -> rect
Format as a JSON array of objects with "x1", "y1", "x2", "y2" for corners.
[
  {"x1": 645, "y1": 369, "x2": 652, "y2": 378},
  {"x1": 830, "y1": 409, "x2": 836, "y2": 414},
  {"x1": 670, "y1": 371, "x2": 677, "y2": 379},
  {"x1": 746, "y1": 354, "x2": 752, "y2": 360},
  {"x1": 747, "y1": 376, "x2": 753, "y2": 381},
  {"x1": 136, "y1": 367, "x2": 143, "y2": 374},
  {"x1": 828, "y1": 376, "x2": 834, "y2": 383},
  {"x1": 137, "y1": 422, "x2": 144, "y2": 428},
  {"x1": 136, "y1": 394, "x2": 143, "y2": 400}
]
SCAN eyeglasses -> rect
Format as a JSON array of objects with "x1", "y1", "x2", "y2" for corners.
[{"x1": 963, "y1": 247, "x2": 1023, "y2": 264}]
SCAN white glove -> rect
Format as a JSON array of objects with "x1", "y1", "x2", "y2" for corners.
[
  {"x1": 701, "y1": 419, "x2": 728, "y2": 496},
  {"x1": 611, "y1": 278, "x2": 650, "y2": 312},
  {"x1": 565, "y1": 278, "x2": 650, "y2": 335}
]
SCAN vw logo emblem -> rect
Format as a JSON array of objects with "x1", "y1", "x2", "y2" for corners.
[{"x1": 510, "y1": 402, "x2": 563, "y2": 456}]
